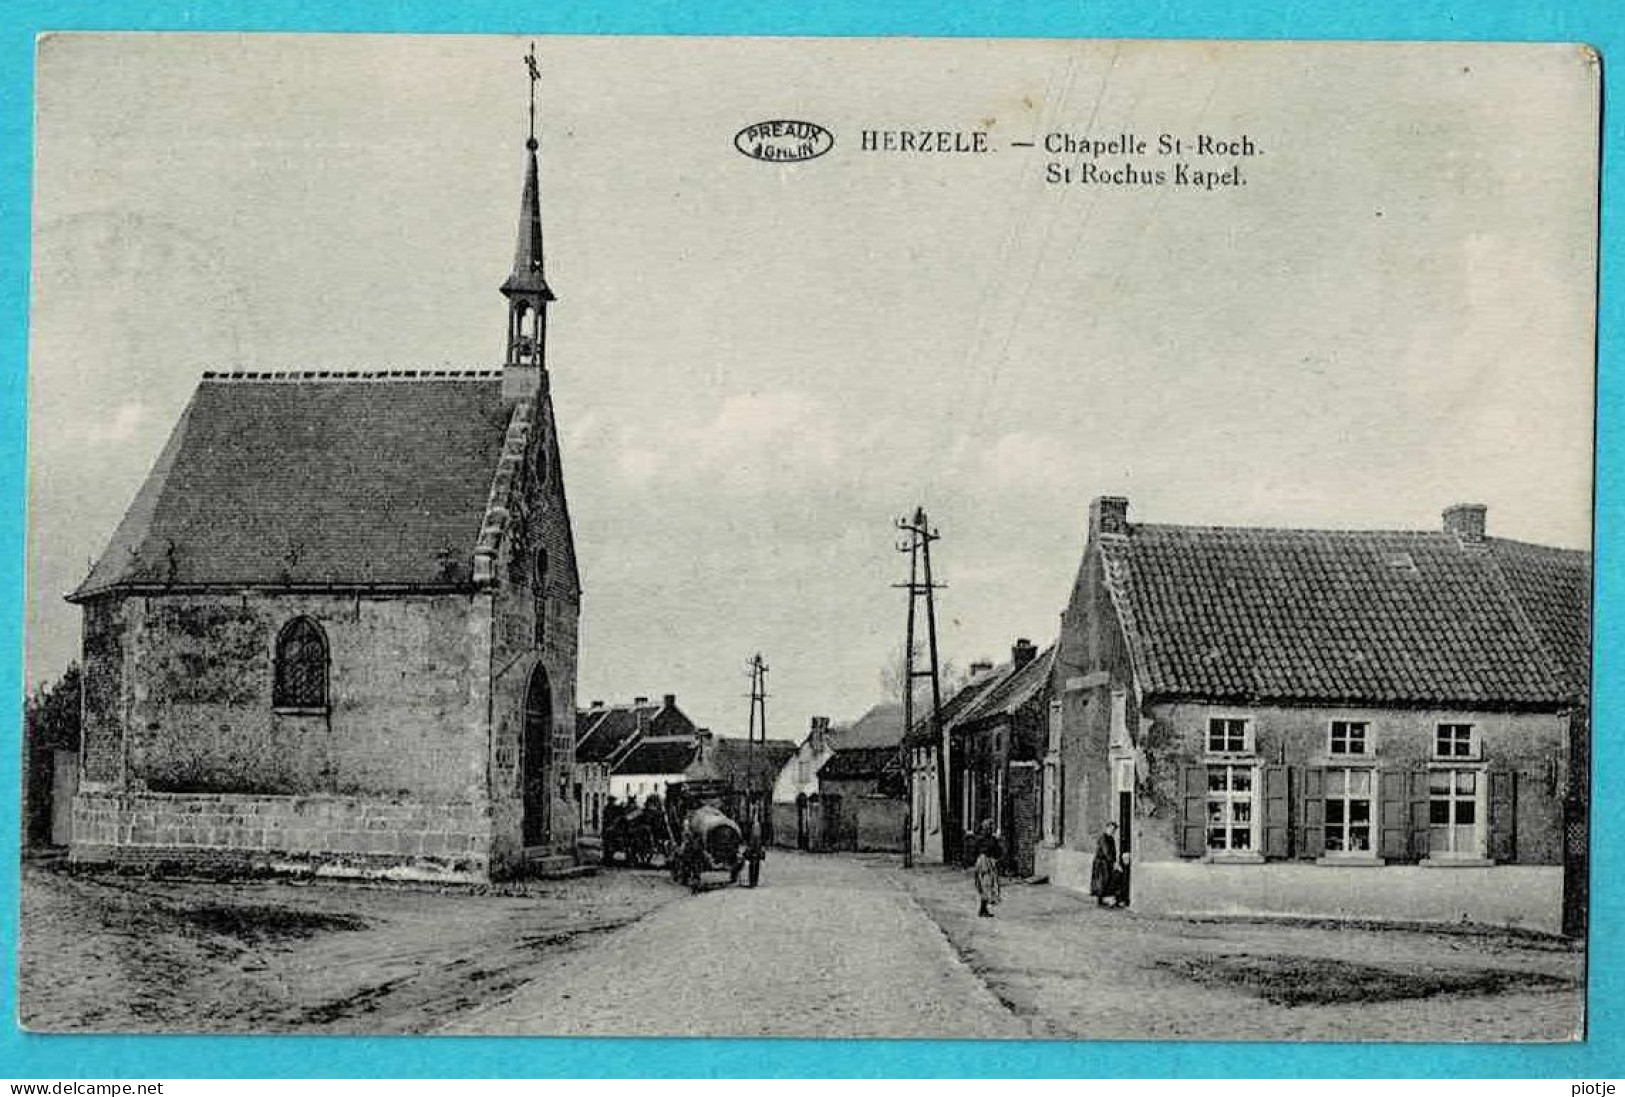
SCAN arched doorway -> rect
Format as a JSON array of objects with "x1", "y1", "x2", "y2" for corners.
[{"x1": 522, "y1": 664, "x2": 552, "y2": 847}]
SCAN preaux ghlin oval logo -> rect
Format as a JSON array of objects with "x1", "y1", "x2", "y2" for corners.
[{"x1": 734, "y1": 120, "x2": 834, "y2": 163}]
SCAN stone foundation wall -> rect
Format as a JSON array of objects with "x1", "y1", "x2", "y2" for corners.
[
  {"x1": 71, "y1": 790, "x2": 493, "y2": 881},
  {"x1": 1039, "y1": 845, "x2": 1564, "y2": 935}
]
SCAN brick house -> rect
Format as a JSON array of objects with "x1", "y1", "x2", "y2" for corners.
[
  {"x1": 66, "y1": 121, "x2": 582, "y2": 881},
  {"x1": 905, "y1": 640, "x2": 1053, "y2": 872},
  {"x1": 1040, "y1": 496, "x2": 1590, "y2": 935},
  {"x1": 574, "y1": 694, "x2": 695, "y2": 833},
  {"x1": 609, "y1": 735, "x2": 700, "y2": 804}
]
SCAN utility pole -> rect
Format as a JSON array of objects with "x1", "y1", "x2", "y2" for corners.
[
  {"x1": 746, "y1": 652, "x2": 769, "y2": 829},
  {"x1": 895, "y1": 508, "x2": 948, "y2": 869}
]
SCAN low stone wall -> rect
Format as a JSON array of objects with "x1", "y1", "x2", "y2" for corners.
[
  {"x1": 771, "y1": 802, "x2": 801, "y2": 849},
  {"x1": 1038, "y1": 846, "x2": 1565, "y2": 935},
  {"x1": 851, "y1": 795, "x2": 905, "y2": 852},
  {"x1": 70, "y1": 789, "x2": 492, "y2": 882}
]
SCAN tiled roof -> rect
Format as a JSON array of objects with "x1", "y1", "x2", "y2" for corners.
[
  {"x1": 612, "y1": 735, "x2": 699, "y2": 776},
  {"x1": 903, "y1": 665, "x2": 1018, "y2": 746},
  {"x1": 819, "y1": 745, "x2": 901, "y2": 780},
  {"x1": 70, "y1": 373, "x2": 512, "y2": 599},
  {"x1": 954, "y1": 646, "x2": 1055, "y2": 727},
  {"x1": 832, "y1": 703, "x2": 906, "y2": 749},
  {"x1": 574, "y1": 704, "x2": 657, "y2": 764},
  {"x1": 1099, "y1": 524, "x2": 1590, "y2": 708},
  {"x1": 690, "y1": 737, "x2": 798, "y2": 785}
]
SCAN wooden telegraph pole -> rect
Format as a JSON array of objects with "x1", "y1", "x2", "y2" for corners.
[
  {"x1": 746, "y1": 652, "x2": 768, "y2": 831},
  {"x1": 895, "y1": 508, "x2": 948, "y2": 868}
]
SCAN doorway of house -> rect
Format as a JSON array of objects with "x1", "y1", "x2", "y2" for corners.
[{"x1": 522, "y1": 664, "x2": 552, "y2": 848}]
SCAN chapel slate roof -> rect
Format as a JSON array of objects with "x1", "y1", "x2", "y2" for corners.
[
  {"x1": 70, "y1": 373, "x2": 512, "y2": 600},
  {"x1": 612, "y1": 736, "x2": 700, "y2": 776},
  {"x1": 1098, "y1": 524, "x2": 1591, "y2": 709}
]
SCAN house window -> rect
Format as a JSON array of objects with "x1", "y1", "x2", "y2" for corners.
[
  {"x1": 1329, "y1": 721, "x2": 1369, "y2": 756},
  {"x1": 1429, "y1": 769, "x2": 1481, "y2": 856},
  {"x1": 1435, "y1": 723, "x2": 1477, "y2": 759},
  {"x1": 272, "y1": 617, "x2": 328, "y2": 710},
  {"x1": 1206, "y1": 764, "x2": 1256, "y2": 851},
  {"x1": 1207, "y1": 717, "x2": 1251, "y2": 754},
  {"x1": 1324, "y1": 768, "x2": 1375, "y2": 853}
]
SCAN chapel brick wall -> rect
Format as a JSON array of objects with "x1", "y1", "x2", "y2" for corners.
[
  {"x1": 71, "y1": 790, "x2": 491, "y2": 880},
  {"x1": 108, "y1": 590, "x2": 489, "y2": 800},
  {"x1": 487, "y1": 391, "x2": 581, "y2": 868},
  {"x1": 80, "y1": 598, "x2": 128, "y2": 785}
]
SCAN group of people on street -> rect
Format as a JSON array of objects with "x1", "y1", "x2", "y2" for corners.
[{"x1": 966, "y1": 819, "x2": 1131, "y2": 917}]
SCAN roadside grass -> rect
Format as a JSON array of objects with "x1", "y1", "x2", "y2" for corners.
[{"x1": 1157, "y1": 952, "x2": 1575, "y2": 1007}]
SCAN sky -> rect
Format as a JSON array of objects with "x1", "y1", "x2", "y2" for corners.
[{"x1": 26, "y1": 35, "x2": 1599, "y2": 738}]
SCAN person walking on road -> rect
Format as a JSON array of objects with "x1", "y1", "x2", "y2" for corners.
[{"x1": 970, "y1": 820, "x2": 1003, "y2": 918}]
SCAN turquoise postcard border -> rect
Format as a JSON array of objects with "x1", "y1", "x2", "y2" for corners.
[{"x1": 1, "y1": 0, "x2": 1618, "y2": 1079}]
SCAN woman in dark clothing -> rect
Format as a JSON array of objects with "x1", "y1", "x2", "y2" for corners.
[
  {"x1": 971, "y1": 820, "x2": 1003, "y2": 918},
  {"x1": 1090, "y1": 822, "x2": 1121, "y2": 907}
]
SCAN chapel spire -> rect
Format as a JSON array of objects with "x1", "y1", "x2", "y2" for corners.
[{"x1": 501, "y1": 43, "x2": 554, "y2": 398}]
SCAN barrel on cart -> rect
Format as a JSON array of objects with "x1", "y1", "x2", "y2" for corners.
[{"x1": 667, "y1": 781, "x2": 746, "y2": 891}]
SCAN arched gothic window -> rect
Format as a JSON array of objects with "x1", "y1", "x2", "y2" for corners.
[{"x1": 273, "y1": 617, "x2": 328, "y2": 710}]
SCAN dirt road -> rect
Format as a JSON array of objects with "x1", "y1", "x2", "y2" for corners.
[
  {"x1": 443, "y1": 851, "x2": 1032, "y2": 1038},
  {"x1": 18, "y1": 857, "x2": 680, "y2": 1034}
]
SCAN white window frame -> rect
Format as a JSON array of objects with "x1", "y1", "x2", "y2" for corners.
[
  {"x1": 1425, "y1": 764, "x2": 1488, "y2": 861},
  {"x1": 1433, "y1": 722, "x2": 1480, "y2": 761},
  {"x1": 1328, "y1": 719, "x2": 1373, "y2": 758},
  {"x1": 1206, "y1": 715, "x2": 1254, "y2": 756},
  {"x1": 1322, "y1": 766, "x2": 1379, "y2": 857},
  {"x1": 1204, "y1": 761, "x2": 1261, "y2": 857}
]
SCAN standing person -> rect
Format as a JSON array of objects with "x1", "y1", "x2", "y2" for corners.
[
  {"x1": 743, "y1": 805, "x2": 765, "y2": 888},
  {"x1": 971, "y1": 820, "x2": 1002, "y2": 918},
  {"x1": 1091, "y1": 822, "x2": 1121, "y2": 907}
]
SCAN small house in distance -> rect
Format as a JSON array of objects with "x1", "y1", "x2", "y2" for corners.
[
  {"x1": 773, "y1": 705, "x2": 908, "y2": 852},
  {"x1": 574, "y1": 694, "x2": 696, "y2": 833},
  {"x1": 1043, "y1": 496, "x2": 1590, "y2": 935}
]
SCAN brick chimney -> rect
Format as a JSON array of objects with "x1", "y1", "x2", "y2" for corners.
[
  {"x1": 1443, "y1": 503, "x2": 1487, "y2": 544},
  {"x1": 590, "y1": 699, "x2": 604, "y2": 709},
  {"x1": 1089, "y1": 495, "x2": 1130, "y2": 540},
  {"x1": 808, "y1": 715, "x2": 831, "y2": 753},
  {"x1": 633, "y1": 695, "x2": 649, "y2": 707},
  {"x1": 968, "y1": 659, "x2": 994, "y2": 680},
  {"x1": 1012, "y1": 638, "x2": 1038, "y2": 669},
  {"x1": 663, "y1": 693, "x2": 677, "y2": 709}
]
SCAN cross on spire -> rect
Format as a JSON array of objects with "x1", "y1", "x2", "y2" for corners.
[{"x1": 525, "y1": 43, "x2": 540, "y2": 150}]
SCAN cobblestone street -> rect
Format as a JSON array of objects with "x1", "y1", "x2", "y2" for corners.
[{"x1": 444, "y1": 851, "x2": 1032, "y2": 1038}]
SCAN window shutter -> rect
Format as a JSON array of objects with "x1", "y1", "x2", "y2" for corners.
[
  {"x1": 1408, "y1": 768, "x2": 1432, "y2": 860},
  {"x1": 1178, "y1": 765, "x2": 1206, "y2": 858},
  {"x1": 1379, "y1": 766, "x2": 1410, "y2": 860},
  {"x1": 1298, "y1": 767, "x2": 1325, "y2": 859},
  {"x1": 1488, "y1": 769, "x2": 1517, "y2": 862},
  {"x1": 1263, "y1": 764, "x2": 1292, "y2": 859}
]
